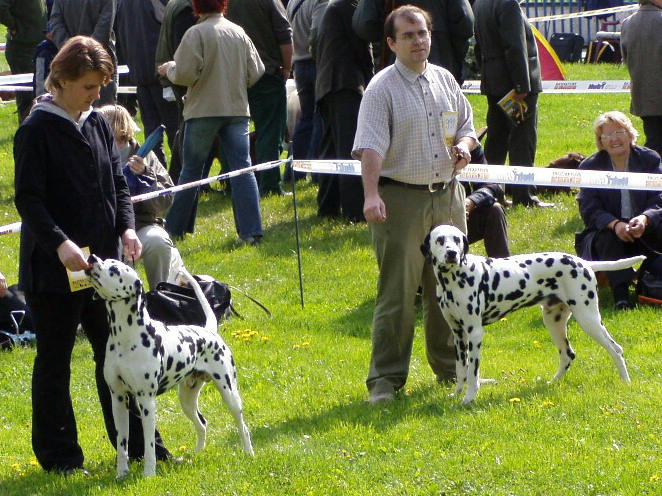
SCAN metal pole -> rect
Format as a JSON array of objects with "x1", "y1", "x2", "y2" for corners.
[{"x1": 290, "y1": 157, "x2": 305, "y2": 308}]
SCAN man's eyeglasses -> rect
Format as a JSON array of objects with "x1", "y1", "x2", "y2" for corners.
[{"x1": 600, "y1": 130, "x2": 627, "y2": 141}]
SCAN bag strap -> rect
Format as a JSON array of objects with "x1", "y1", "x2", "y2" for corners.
[{"x1": 228, "y1": 285, "x2": 272, "y2": 317}]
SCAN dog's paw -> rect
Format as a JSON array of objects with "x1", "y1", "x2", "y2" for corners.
[{"x1": 461, "y1": 395, "x2": 476, "y2": 405}]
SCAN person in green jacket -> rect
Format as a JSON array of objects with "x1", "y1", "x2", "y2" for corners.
[{"x1": 0, "y1": 0, "x2": 47, "y2": 123}]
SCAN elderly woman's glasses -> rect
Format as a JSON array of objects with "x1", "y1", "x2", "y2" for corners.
[{"x1": 600, "y1": 130, "x2": 627, "y2": 141}]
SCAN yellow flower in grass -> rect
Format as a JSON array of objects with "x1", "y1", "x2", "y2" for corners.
[
  {"x1": 651, "y1": 474, "x2": 659, "y2": 483},
  {"x1": 509, "y1": 397, "x2": 521, "y2": 403},
  {"x1": 29, "y1": 458, "x2": 39, "y2": 466},
  {"x1": 541, "y1": 400, "x2": 555, "y2": 407},
  {"x1": 293, "y1": 341, "x2": 310, "y2": 349},
  {"x1": 11, "y1": 463, "x2": 20, "y2": 472}
]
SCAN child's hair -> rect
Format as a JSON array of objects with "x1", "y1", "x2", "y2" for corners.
[{"x1": 96, "y1": 104, "x2": 139, "y2": 143}]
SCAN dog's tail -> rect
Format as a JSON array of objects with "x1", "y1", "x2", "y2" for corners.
[
  {"x1": 586, "y1": 255, "x2": 646, "y2": 272},
  {"x1": 180, "y1": 269, "x2": 218, "y2": 334}
]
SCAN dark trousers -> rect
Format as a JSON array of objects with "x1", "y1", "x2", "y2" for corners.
[
  {"x1": 292, "y1": 59, "x2": 322, "y2": 159},
  {"x1": 485, "y1": 93, "x2": 539, "y2": 204},
  {"x1": 248, "y1": 73, "x2": 286, "y2": 195},
  {"x1": 467, "y1": 203, "x2": 510, "y2": 258},
  {"x1": 592, "y1": 228, "x2": 662, "y2": 288},
  {"x1": 27, "y1": 290, "x2": 168, "y2": 471},
  {"x1": 6, "y1": 42, "x2": 35, "y2": 124},
  {"x1": 136, "y1": 83, "x2": 179, "y2": 168},
  {"x1": 642, "y1": 116, "x2": 662, "y2": 157},
  {"x1": 316, "y1": 90, "x2": 365, "y2": 222}
]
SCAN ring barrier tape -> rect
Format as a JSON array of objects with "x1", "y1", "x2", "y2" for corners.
[
  {"x1": 292, "y1": 160, "x2": 662, "y2": 191},
  {"x1": 528, "y1": 5, "x2": 637, "y2": 23},
  {"x1": 460, "y1": 79, "x2": 631, "y2": 94},
  {"x1": 0, "y1": 160, "x2": 284, "y2": 236}
]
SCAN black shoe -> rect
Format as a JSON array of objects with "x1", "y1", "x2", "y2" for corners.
[
  {"x1": 614, "y1": 299, "x2": 634, "y2": 311},
  {"x1": 53, "y1": 466, "x2": 91, "y2": 477}
]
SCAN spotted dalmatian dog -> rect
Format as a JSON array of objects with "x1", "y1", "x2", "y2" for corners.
[
  {"x1": 86, "y1": 255, "x2": 253, "y2": 478},
  {"x1": 421, "y1": 224, "x2": 639, "y2": 405}
]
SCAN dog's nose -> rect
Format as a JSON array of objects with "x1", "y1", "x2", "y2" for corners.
[{"x1": 446, "y1": 250, "x2": 457, "y2": 261}]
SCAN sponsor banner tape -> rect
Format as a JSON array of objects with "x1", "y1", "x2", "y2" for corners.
[
  {"x1": 1, "y1": 159, "x2": 283, "y2": 236},
  {"x1": 0, "y1": 85, "x2": 137, "y2": 94},
  {"x1": 293, "y1": 160, "x2": 662, "y2": 192},
  {"x1": 0, "y1": 65, "x2": 130, "y2": 86},
  {"x1": 460, "y1": 79, "x2": 631, "y2": 94},
  {"x1": 528, "y1": 5, "x2": 637, "y2": 23}
]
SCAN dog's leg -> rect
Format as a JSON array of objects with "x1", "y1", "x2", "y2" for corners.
[
  {"x1": 211, "y1": 369, "x2": 254, "y2": 456},
  {"x1": 178, "y1": 377, "x2": 207, "y2": 452},
  {"x1": 571, "y1": 304, "x2": 631, "y2": 382},
  {"x1": 111, "y1": 392, "x2": 131, "y2": 479},
  {"x1": 137, "y1": 395, "x2": 158, "y2": 477},
  {"x1": 463, "y1": 326, "x2": 485, "y2": 404},
  {"x1": 449, "y1": 327, "x2": 467, "y2": 398},
  {"x1": 541, "y1": 301, "x2": 575, "y2": 382}
]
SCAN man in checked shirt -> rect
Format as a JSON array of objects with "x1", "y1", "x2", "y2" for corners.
[{"x1": 352, "y1": 5, "x2": 478, "y2": 405}]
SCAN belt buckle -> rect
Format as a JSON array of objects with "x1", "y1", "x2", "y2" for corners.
[
  {"x1": 428, "y1": 182, "x2": 438, "y2": 192},
  {"x1": 428, "y1": 181, "x2": 446, "y2": 192}
]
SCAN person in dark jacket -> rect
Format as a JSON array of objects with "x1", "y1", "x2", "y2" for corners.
[
  {"x1": 14, "y1": 36, "x2": 174, "y2": 473},
  {"x1": 473, "y1": 0, "x2": 549, "y2": 207},
  {"x1": 314, "y1": 0, "x2": 373, "y2": 221},
  {"x1": 352, "y1": 0, "x2": 473, "y2": 82},
  {"x1": 115, "y1": 0, "x2": 178, "y2": 168},
  {"x1": 0, "y1": 0, "x2": 47, "y2": 123},
  {"x1": 575, "y1": 111, "x2": 662, "y2": 310}
]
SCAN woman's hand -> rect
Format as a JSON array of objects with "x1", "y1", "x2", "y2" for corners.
[
  {"x1": 157, "y1": 61, "x2": 174, "y2": 77},
  {"x1": 121, "y1": 229, "x2": 142, "y2": 261},
  {"x1": 128, "y1": 155, "x2": 146, "y2": 175},
  {"x1": 57, "y1": 240, "x2": 90, "y2": 271},
  {"x1": 627, "y1": 215, "x2": 648, "y2": 239}
]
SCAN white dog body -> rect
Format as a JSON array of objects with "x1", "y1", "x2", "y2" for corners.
[
  {"x1": 421, "y1": 225, "x2": 638, "y2": 404},
  {"x1": 87, "y1": 256, "x2": 253, "y2": 477}
]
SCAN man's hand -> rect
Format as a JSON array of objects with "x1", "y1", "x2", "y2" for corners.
[
  {"x1": 364, "y1": 194, "x2": 387, "y2": 223},
  {"x1": 452, "y1": 143, "x2": 471, "y2": 170},
  {"x1": 57, "y1": 240, "x2": 90, "y2": 271},
  {"x1": 627, "y1": 215, "x2": 648, "y2": 239},
  {"x1": 157, "y1": 61, "x2": 174, "y2": 77},
  {"x1": 121, "y1": 229, "x2": 142, "y2": 261},
  {"x1": 0, "y1": 271, "x2": 7, "y2": 298},
  {"x1": 465, "y1": 198, "x2": 476, "y2": 216}
]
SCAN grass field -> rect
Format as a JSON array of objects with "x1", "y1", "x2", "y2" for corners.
[{"x1": 0, "y1": 62, "x2": 660, "y2": 496}]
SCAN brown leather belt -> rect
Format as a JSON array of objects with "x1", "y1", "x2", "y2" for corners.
[{"x1": 379, "y1": 176, "x2": 449, "y2": 192}]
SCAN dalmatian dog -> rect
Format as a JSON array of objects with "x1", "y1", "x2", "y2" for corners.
[
  {"x1": 421, "y1": 224, "x2": 640, "y2": 405},
  {"x1": 86, "y1": 255, "x2": 253, "y2": 478}
]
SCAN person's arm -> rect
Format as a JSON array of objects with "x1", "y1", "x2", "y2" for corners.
[
  {"x1": 49, "y1": 0, "x2": 70, "y2": 48},
  {"x1": 0, "y1": 0, "x2": 16, "y2": 33},
  {"x1": 246, "y1": 38, "x2": 266, "y2": 88},
  {"x1": 279, "y1": 43, "x2": 293, "y2": 81},
  {"x1": 497, "y1": 0, "x2": 531, "y2": 96},
  {"x1": 92, "y1": 0, "x2": 116, "y2": 45},
  {"x1": 159, "y1": 29, "x2": 203, "y2": 87},
  {"x1": 360, "y1": 149, "x2": 387, "y2": 222},
  {"x1": 0, "y1": 271, "x2": 8, "y2": 298}
]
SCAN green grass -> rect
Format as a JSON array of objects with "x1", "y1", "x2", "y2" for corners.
[{"x1": 0, "y1": 63, "x2": 660, "y2": 495}]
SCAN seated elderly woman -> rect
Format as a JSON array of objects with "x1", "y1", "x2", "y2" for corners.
[{"x1": 575, "y1": 110, "x2": 662, "y2": 310}]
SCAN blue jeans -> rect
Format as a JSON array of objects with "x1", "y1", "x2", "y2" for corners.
[{"x1": 165, "y1": 116, "x2": 262, "y2": 239}]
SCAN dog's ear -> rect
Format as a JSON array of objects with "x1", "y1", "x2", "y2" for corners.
[
  {"x1": 420, "y1": 233, "x2": 432, "y2": 263},
  {"x1": 460, "y1": 233, "x2": 469, "y2": 264}
]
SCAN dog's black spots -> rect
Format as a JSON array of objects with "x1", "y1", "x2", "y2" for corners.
[
  {"x1": 175, "y1": 361, "x2": 186, "y2": 372},
  {"x1": 536, "y1": 257, "x2": 543, "y2": 263},
  {"x1": 545, "y1": 258, "x2": 555, "y2": 267},
  {"x1": 497, "y1": 294, "x2": 504, "y2": 302},
  {"x1": 224, "y1": 374, "x2": 233, "y2": 390},
  {"x1": 468, "y1": 341, "x2": 473, "y2": 351},
  {"x1": 556, "y1": 271, "x2": 563, "y2": 278},
  {"x1": 588, "y1": 290, "x2": 595, "y2": 299},
  {"x1": 109, "y1": 344, "x2": 115, "y2": 351},
  {"x1": 583, "y1": 268, "x2": 592, "y2": 280},
  {"x1": 505, "y1": 290, "x2": 524, "y2": 301},
  {"x1": 177, "y1": 345, "x2": 182, "y2": 353},
  {"x1": 519, "y1": 263, "x2": 527, "y2": 268},
  {"x1": 570, "y1": 269, "x2": 578, "y2": 278},
  {"x1": 519, "y1": 279, "x2": 527, "y2": 290},
  {"x1": 120, "y1": 438, "x2": 127, "y2": 450},
  {"x1": 503, "y1": 270, "x2": 510, "y2": 278},
  {"x1": 467, "y1": 325, "x2": 474, "y2": 334},
  {"x1": 141, "y1": 332, "x2": 150, "y2": 348},
  {"x1": 109, "y1": 309, "x2": 116, "y2": 323},
  {"x1": 555, "y1": 313, "x2": 562, "y2": 322},
  {"x1": 467, "y1": 303, "x2": 473, "y2": 314},
  {"x1": 581, "y1": 284, "x2": 587, "y2": 290},
  {"x1": 109, "y1": 265, "x2": 120, "y2": 277},
  {"x1": 144, "y1": 372, "x2": 150, "y2": 380},
  {"x1": 567, "y1": 299, "x2": 576, "y2": 306},
  {"x1": 130, "y1": 345, "x2": 136, "y2": 351},
  {"x1": 584, "y1": 300, "x2": 590, "y2": 306},
  {"x1": 213, "y1": 373, "x2": 221, "y2": 380},
  {"x1": 130, "y1": 302, "x2": 137, "y2": 313},
  {"x1": 146, "y1": 323, "x2": 157, "y2": 338},
  {"x1": 231, "y1": 356, "x2": 235, "y2": 367},
  {"x1": 567, "y1": 348, "x2": 576, "y2": 360},
  {"x1": 127, "y1": 314, "x2": 133, "y2": 326},
  {"x1": 469, "y1": 263, "x2": 476, "y2": 272},
  {"x1": 536, "y1": 279, "x2": 544, "y2": 285},
  {"x1": 491, "y1": 273, "x2": 501, "y2": 291},
  {"x1": 166, "y1": 356, "x2": 173, "y2": 370},
  {"x1": 525, "y1": 260, "x2": 533, "y2": 265},
  {"x1": 473, "y1": 358, "x2": 479, "y2": 377}
]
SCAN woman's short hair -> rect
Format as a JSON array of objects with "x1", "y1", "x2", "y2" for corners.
[
  {"x1": 384, "y1": 5, "x2": 432, "y2": 41},
  {"x1": 96, "y1": 104, "x2": 139, "y2": 144},
  {"x1": 192, "y1": 0, "x2": 227, "y2": 16},
  {"x1": 593, "y1": 111, "x2": 639, "y2": 151},
  {"x1": 45, "y1": 36, "x2": 113, "y2": 93}
]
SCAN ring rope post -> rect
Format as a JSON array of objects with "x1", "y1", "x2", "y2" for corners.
[{"x1": 290, "y1": 157, "x2": 305, "y2": 308}]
